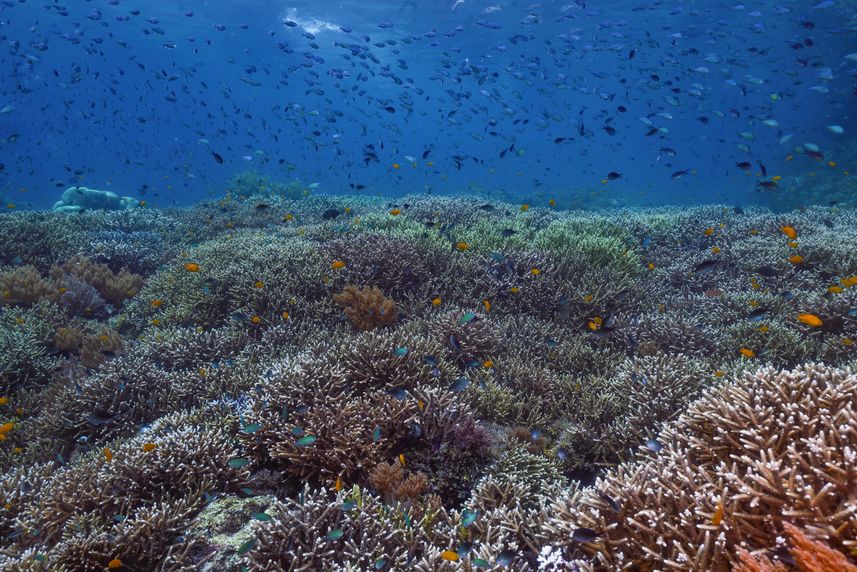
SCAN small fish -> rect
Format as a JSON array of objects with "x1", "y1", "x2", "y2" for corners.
[
  {"x1": 440, "y1": 550, "x2": 459, "y2": 562},
  {"x1": 86, "y1": 409, "x2": 116, "y2": 427},
  {"x1": 237, "y1": 539, "x2": 256, "y2": 555},
  {"x1": 450, "y1": 377, "x2": 469, "y2": 392},
  {"x1": 747, "y1": 308, "x2": 769, "y2": 322},
  {"x1": 211, "y1": 151, "x2": 224, "y2": 164},
  {"x1": 387, "y1": 387, "x2": 407, "y2": 400},
  {"x1": 671, "y1": 169, "x2": 691, "y2": 180},
  {"x1": 295, "y1": 435, "x2": 317, "y2": 447},
  {"x1": 393, "y1": 346, "x2": 408, "y2": 357},
  {"x1": 459, "y1": 312, "x2": 477, "y2": 325},
  {"x1": 322, "y1": 208, "x2": 341, "y2": 220},
  {"x1": 572, "y1": 528, "x2": 600, "y2": 542},
  {"x1": 796, "y1": 313, "x2": 823, "y2": 327},
  {"x1": 449, "y1": 334, "x2": 462, "y2": 352},
  {"x1": 461, "y1": 509, "x2": 478, "y2": 526},
  {"x1": 645, "y1": 438, "x2": 662, "y2": 452},
  {"x1": 496, "y1": 550, "x2": 515, "y2": 565},
  {"x1": 228, "y1": 457, "x2": 250, "y2": 468}
]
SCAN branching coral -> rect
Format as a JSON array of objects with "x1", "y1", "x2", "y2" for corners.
[
  {"x1": 325, "y1": 234, "x2": 432, "y2": 295},
  {"x1": 542, "y1": 364, "x2": 857, "y2": 570},
  {"x1": 333, "y1": 285, "x2": 398, "y2": 331}
]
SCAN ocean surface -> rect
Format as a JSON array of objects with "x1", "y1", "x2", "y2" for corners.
[{"x1": 1, "y1": 0, "x2": 855, "y2": 210}]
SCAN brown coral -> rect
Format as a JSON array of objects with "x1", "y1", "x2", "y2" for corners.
[
  {"x1": 368, "y1": 461, "x2": 428, "y2": 503},
  {"x1": 50, "y1": 256, "x2": 143, "y2": 307},
  {"x1": 79, "y1": 329, "x2": 124, "y2": 369},
  {"x1": 0, "y1": 265, "x2": 54, "y2": 306},
  {"x1": 333, "y1": 285, "x2": 397, "y2": 331}
]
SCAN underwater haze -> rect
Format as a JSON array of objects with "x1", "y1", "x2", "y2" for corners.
[
  {"x1": 2, "y1": 2, "x2": 857, "y2": 572},
  {"x1": 1, "y1": 0, "x2": 856, "y2": 209}
]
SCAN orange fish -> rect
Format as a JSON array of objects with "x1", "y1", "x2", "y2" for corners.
[
  {"x1": 780, "y1": 225, "x2": 797, "y2": 240},
  {"x1": 483, "y1": 359, "x2": 494, "y2": 368},
  {"x1": 250, "y1": 315, "x2": 262, "y2": 325},
  {"x1": 711, "y1": 500, "x2": 725, "y2": 526},
  {"x1": 104, "y1": 448, "x2": 113, "y2": 462},
  {"x1": 334, "y1": 476, "x2": 343, "y2": 492},
  {"x1": 739, "y1": 348, "x2": 755, "y2": 358},
  {"x1": 647, "y1": 262, "x2": 655, "y2": 271},
  {"x1": 398, "y1": 453, "x2": 406, "y2": 467},
  {"x1": 510, "y1": 286, "x2": 520, "y2": 294},
  {"x1": 392, "y1": 163, "x2": 400, "y2": 169},
  {"x1": 331, "y1": 260, "x2": 346, "y2": 269},
  {"x1": 0, "y1": 397, "x2": 8, "y2": 406},
  {"x1": 281, "y1": 311, "x2": 290, "y2": 320},
  {"x1": 184, "y1": 262, "x2": 200, "y2": 272},
  {"x1": 254, "y1": 281, "x2": 264, "y2": 289},
  {"x1": 431, "y1": 297, "x2": 442, "y2": 306},
  {"x1": 455, "y1": 241, "x2": 470, "y2": 251},
  {"x1": 841, "y1": 276, "x2": 857, "y2": 288},
  {"x1": 548, "y1": 198, "x2": 556, "y2": 206},
  {"x1": 710, "y1": 246, "x2": 721, "y2": 254},
  {"x1": 703, "y1": 227, "x2": 714, "y2": 236},
  {"x1": 796, "y1": 313, "x2": 823, "y2": 327},
  {"x1": 0, "y1": 422, "x2": 14, "y2": 434},
  {"x1": 108, "y1": 558, "x2": 123, "y2": 569},
  {"x1": 482, "y1": 299, "x2": 491, "y2": 313},
  {"x1": 440, "y1": 550, "x2": 459, "y2": 562},
  {"x1": 788, "y1": 254, "x2": 805, "y2": 265},
  {"x1": 530, "y1": 267, "x2": 541, "y2": 275},
  {"x1": 150, "y1": 299, "x2": 163, "y2": 308},
  {"x1": 389, "y1": 208, "x2": 401, "y2": 216},
  {"x1": 142, "y1": 443, "x2": 157, "y2": 453},
  {"x1": 520, "y1": 204, "x2": 529, "y2": 212},
  {"x1": 828, "y1": 286, "x2": 843, "y2": 294}
]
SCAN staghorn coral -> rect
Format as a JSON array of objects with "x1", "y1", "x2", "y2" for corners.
[
  {"x1": 245, "y1": 484, "x2": 441, "y2": 571},
  {"x1": 1, "y1": 406, "x2": 248, "y2": 570},
  {"x1": 542, "y1": 363, "x2": 857, "y2": 570},
  {"x1": 334, "y1": 285, "x2": 398, "y2": 331},
  {"x1": 734, "y1": 522, "x2": 857, "y2": 572},
  {"x1": 325, "y1": 234, "x2": 432, "y2": 295}
]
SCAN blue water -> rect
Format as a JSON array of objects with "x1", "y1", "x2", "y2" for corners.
[{"x1": 0, "y1": 0, "x2": 855, "y2": 210}]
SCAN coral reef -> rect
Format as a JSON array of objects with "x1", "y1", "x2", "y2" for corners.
[{"x1": 1, "y1": 196, "x2": 857, "y2": 570}]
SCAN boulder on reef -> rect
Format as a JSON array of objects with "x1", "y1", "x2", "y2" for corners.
[{"x1": 52, "y1": 186, "x2": 139, "y2": 213}]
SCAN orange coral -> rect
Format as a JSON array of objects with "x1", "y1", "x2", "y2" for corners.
[
  {"x1": 0, "y1": 266, "x2": 54, "y2": 306},
  {"x1": 734, "y1": 523, "x2": 857, "y2": 572},
  {"x1": 734, "y1": 548, "x2": 786, "y2": 572},
  {"x1": 333, "y1": 285, "x2": 397, "y2": 331},
  {"x1": 784, "y1": 522, "x2": 857, "y2": 572}
]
